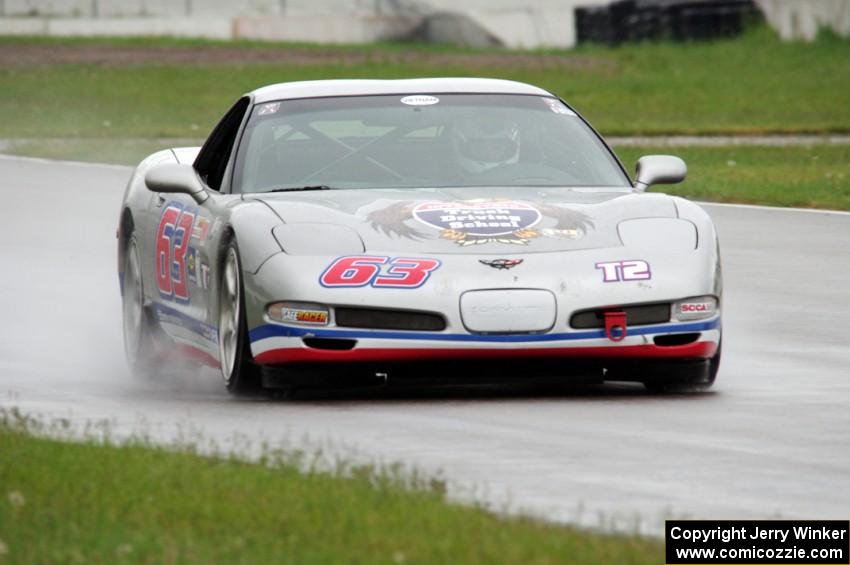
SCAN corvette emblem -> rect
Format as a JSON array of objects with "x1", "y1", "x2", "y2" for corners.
[{"x1": 479, "y1": 258, "x2": 523, "y2": 270}]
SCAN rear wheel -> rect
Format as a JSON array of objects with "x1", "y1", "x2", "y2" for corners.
[
  {"x1": 218, "y1": 239, "x2": 261, "y2": 394},
  {"x1": 122, "y1": 239, "x2": 162, "y2": 378},
  {"x1": 643, "y1": 341, "x2": 722, "y2": 394}
]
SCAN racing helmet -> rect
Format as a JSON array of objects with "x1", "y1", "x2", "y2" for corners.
[{"x1": 450, "y1": 116, "x2": 520, "y2": 173}]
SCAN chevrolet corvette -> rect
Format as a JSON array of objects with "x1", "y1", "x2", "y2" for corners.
[{"x1": 118, "y1": 78, "x2": 722, "y2": 394}]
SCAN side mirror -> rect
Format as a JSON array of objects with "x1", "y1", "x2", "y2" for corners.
[
  {"x1": 144, "y1": 163, "x2": 208, "y2": 204},
  {"x1": 634, "y1": 155, "x2": 687, "y2": 192}
]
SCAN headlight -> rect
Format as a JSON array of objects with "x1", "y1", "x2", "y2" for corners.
[
  {"x1": 672, "y1": 296, "x2": 718, "y2": 321},
  {"x1": 267, "y1": 302, "x2": 329, "y2": 326},
  {"x1": 618, "y1": 218, "x2": 697, "y2": 251},
  {"x1": 272, "y1": 224, "x2": 364, "y2": 255}
]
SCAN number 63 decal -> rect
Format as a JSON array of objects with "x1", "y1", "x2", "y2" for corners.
[
  {"x1": 156, "y1": 204, "x2": 195, "y2": 302},
  {"x1": 320, "y1": 256, "x2": 441, "y2": 288}
]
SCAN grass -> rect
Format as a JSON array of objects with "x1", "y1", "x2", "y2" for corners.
[
  {"x1": 0, "y1": 26, "x2": 848, "y2": 138},
  {"x1": 615, "y1": 144, "x2": 850, "y2": 210},
  {"x1": 0, "y1": 29, "x2": 848, "y2": 210},
  {"x1": 0, "y1": 419, "x2": 661, "y2": 564}
]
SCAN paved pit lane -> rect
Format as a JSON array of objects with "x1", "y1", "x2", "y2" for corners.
[{"x1": 2, "y1": 155, "x2": 849, "y2": 533}]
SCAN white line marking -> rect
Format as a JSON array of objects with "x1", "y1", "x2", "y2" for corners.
[
  {"x1": 697, "y1": 201, "x2": 850, "y2": 217},
  {"x1": 0, "y1": 153, "x2": 132, "y2": 171},
  {"x1": 609, "y1": 135, "x2": 850, "y2": 146}
]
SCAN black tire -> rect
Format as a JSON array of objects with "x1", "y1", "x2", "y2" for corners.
[
  {"x1": 643, "y1": 341, "x2": 721, "y2": 394},
  {"x1": 217, "y1": 238, "x2": 262, "y2": 394},
  {"x1": 122, "y1": 238, "x2": 164, "y2": 379}
]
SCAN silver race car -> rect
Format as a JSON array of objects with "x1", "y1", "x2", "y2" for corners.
[{"x1": 118, "y1": 78, "x2": 721, "y2": 394}]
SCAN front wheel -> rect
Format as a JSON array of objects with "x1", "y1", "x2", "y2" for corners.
[
  {"x1": 643, "y1": 342, "x2": 722, "y2": 394},
  {"x1": 218, "y1": 239, "x2": 261, "y2": 394}
]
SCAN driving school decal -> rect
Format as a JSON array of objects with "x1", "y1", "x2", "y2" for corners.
[
  {"x1": 413, "y1": 201, "x2": 541, "y2": 245},
  {"x1": 366, "y1": 199, "x2": 593, "y2": 246}
]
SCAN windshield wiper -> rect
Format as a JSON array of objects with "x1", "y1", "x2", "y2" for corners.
[{"x1": 266, "y1": 185, "x2": 333, "y2": 193}]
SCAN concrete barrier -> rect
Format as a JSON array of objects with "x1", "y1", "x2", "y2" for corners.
[
  {"x1": 0, "y1": 0, "x2": 845, "y2": 47},
  {"x1": 0, "y1": 0, "x2": 598, "y2": 48},
  {"x1": 755, "y1": 0, "x2": 850, "y2": 41},
  {"x1": 0, "y1": 11, "x2": 580, "y2": 47},
  {"x1": 51, "y1": 18, "x2": 232, "y2": 39},
  {"x1": 0, "y1": 17, "x2": 231, "y2": 38},
  {"x1": 232, "y1": 15, "x2": 421, "y2": 43},
  {"x1": 470, "y1": 8, "x2": 577, "y2": 49}
]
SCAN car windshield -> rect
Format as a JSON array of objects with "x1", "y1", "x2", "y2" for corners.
[{"x1": 234, "y1": 94, "x2": 630, "y2": 193}]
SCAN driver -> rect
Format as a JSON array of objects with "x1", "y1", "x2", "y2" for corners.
[{"x1": 450, "y1": 116, "x2": 521, "y2": 174}]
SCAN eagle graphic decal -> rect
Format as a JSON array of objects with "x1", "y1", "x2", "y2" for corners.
[{"x1": 366, "y1": 199, "x2": 594, "y2": 246}]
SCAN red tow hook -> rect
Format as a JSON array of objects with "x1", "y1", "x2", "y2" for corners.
[{"x1": 604, "y1": 311, "x2": 627, "y2": 342}]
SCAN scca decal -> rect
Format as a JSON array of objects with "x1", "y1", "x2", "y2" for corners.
[
  {"x1": 156, "y1": 203, "x2": 196, "y2": 302},
  {"x1": 320, "y1": 256, "x2": 441, "y2": 289}
]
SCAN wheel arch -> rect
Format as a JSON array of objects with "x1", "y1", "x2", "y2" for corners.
[{"x1": 117, "y1": 207, "x2": 135, "y2": 283}]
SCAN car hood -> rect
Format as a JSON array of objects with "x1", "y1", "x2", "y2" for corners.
[{"x1": 250, "y1": 186, "x2": 678, "y2": 254}]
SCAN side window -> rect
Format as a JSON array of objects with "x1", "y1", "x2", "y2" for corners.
[{"x1": 194, "y1": 97, "x2": 250, "y2": 192}]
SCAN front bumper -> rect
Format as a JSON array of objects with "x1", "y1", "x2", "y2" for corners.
[
  {"x1": 249, "y1": 317, "x2": 721, "y2": 365},
  {"x1": 246, "y1": 244, "x2": 722, "y2": 372}
]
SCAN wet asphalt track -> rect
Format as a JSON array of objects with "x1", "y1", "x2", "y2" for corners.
[{"x1": 2, "y1": 155, "x2": 849, "y2": 533}]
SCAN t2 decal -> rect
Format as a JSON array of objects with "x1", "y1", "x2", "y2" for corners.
[
  {"x1": 595, "y1": 260, "x2": 651, "y2": 282},
  {"x1": 156, "y1": 204, "x2": 196, "y2": 302},
  {"x1": 320, "y1": 256, "x2": 441, "y2": 288}
]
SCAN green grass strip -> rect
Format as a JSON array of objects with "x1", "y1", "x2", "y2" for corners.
[
  {"x1": 0, "y1": 26, "x2": 848, "y2": 138},
  {"x1": 615, "y1": 145, "x2": 850, "y2": 211},
  {"x1": 0, "y1": 424, "x2": 660, "y2": 564}
]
